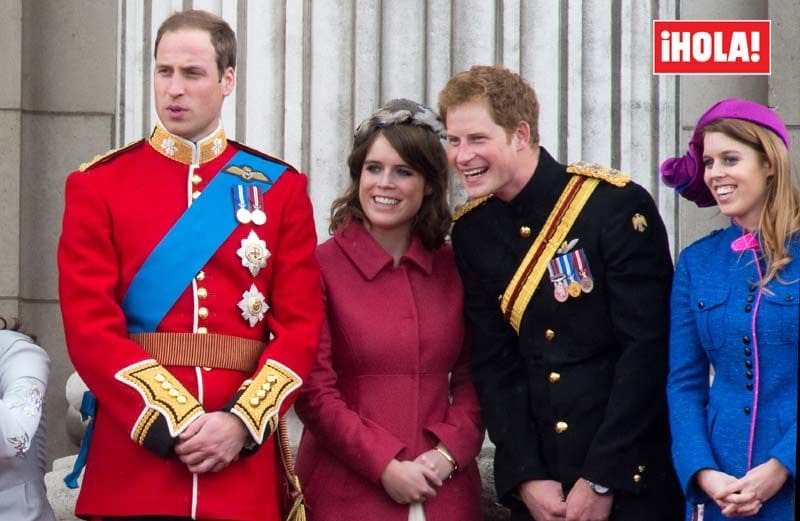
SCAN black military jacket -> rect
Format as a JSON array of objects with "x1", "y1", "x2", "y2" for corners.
[{"x1": 452, "y1": 148, "x2": 680, "y2": 511}]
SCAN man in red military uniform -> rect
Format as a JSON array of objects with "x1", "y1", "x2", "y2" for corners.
[{"x1": 57, "y1": 10, "x2": 322, "y2": 521}]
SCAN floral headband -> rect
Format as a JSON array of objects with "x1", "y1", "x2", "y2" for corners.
[{"x1": 354, "y1": 98, "x2": 447, "y2": 142}]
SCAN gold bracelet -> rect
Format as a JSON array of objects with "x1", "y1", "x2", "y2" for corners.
[{"x1": 435, "y1": 445, "x2": 458, "y2": 478}]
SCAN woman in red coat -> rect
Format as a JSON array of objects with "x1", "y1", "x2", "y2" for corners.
[{"x1": 295, "y1": 99, "x2": 484, "y2": 521}]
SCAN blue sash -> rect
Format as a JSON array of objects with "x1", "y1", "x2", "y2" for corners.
[
  {"x1": 122, "y1": 150, "x2": 286, "y2": 333},
  {"x1": 65, "y1": 150, "x2": 287, "y2": 489}
]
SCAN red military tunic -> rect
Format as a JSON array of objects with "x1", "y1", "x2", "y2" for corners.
[{"x1": 58, "y1": 123, "x2": 323, "y2": 520}]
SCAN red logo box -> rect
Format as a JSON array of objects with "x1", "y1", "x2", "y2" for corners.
[{"x1": 653, "y1": 20, "x2": 770, "y2": 75}]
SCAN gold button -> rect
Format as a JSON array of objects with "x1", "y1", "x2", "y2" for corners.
[
  {"x1": 176, "y1": 395, "x2": 188, "y2": 404},
  {"x1": 197, "y1": 288, "x2": 208, "y2": 299},
  {"x1": 250, "y1": 397, "x2": 260, "y2": 407},
  {"x1": 633, "y1": 474, "x2": 642, "y2": 483},
  {"x1": 161, "y1": 381, "x2": 172, "y2": 390},
  {"x1": 261, "y1": 383, "x2": 271, "y2": 392},
  {"x1": 196, "y1": 270, "x2": 206, "y2": 282},
  {"x1": 266, "y1": 375, "x2": 278, "y2": 384},
  {"x1": 154, "y1": 374, "x2": 166, "y2": 382},
  {"x1": 548, "y1": 372, "x2": 561, "y2": 384},
  {"x1": 198, "y1": 307, "x2": 209, "y2": 320},
  {"x1": 638, "y1": 465, "x2": 646, "y2": 473},
  {"x1": 197, "y1": 327, "x2": 208, "y2": 334},
  {"x1": 519, "y1": 226, "x2": 532, "y2": 238},
  {"x1": 191, "y1": 174, "x2": 202, "y2": 185},
  {"x1": 168, "y1": 388, "x2": 180, "y2": 397},
  {"x1": 545, "y1": 329, "x2": 555, "y2": 341},
  {"x1": 555, "y1": 421, "x2": 568, "y2": 433},
  {"x1": 256, "y1": 390, "x2": 266, "y2": 399},
  {"x1": 192, "y1": 190, "x2": 201, "y2": 200}
]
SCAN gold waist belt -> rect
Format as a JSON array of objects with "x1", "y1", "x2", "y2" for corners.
[{"x1": 130, "y1": 332, "x2": 265, "y2": 373}]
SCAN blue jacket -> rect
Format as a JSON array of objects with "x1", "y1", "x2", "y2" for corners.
[{"x1": 668, "y1": 224, "x2": 797, "y2": 521}]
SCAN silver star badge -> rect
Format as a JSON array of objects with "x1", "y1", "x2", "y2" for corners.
[
  {"x1": 237, "y1": 283, "x2": 268, "y2": 327},
  {"x1": 236, "y1": 230, "x2": 270, "y2": 277}
]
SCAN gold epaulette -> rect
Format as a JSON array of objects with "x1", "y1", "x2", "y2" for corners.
[
  {"x1": 79, "y1": 140, "x2": 144, "y2": 172},
  {"x1": 228, "y1": 139, "x2": 299, "y2": 173},
  {"x1": 566, "y1": 161, "x2": 630, "y2": 187},
  {"x1": 452, "y1": 195, "x2": 493, "y2": 221}
]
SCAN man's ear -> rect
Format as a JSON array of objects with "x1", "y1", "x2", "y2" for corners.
[
  {"x1": 512, "y1": 121, "x2": 531, "y2": 149},
  {"x1": 221, "y1": 67, "x2": 235, "y2": 96}
]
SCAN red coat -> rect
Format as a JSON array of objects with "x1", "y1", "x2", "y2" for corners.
[
  {"x1": 294, "y1": 222, "x2": 484, "y2": 521},
  {"x1": 57, "y1": 124, "x2": 323, "y2": 521}
]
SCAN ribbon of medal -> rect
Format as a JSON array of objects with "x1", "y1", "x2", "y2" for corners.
[
  {"x1": 548, "y1": 258, "x2": 569, "y2": 303},
  {"x1": 233, "y1": 184, "x2": 252, "y2": 224},
  {"x1": 249, "y1": 185, "x2": 267, "y2": 226},
  {"x1": 559, "y1": 254, "x2": 582, "y2": 298},
  {"x1": 572, "y1": 249, "x2": 594, "y2": 293}
]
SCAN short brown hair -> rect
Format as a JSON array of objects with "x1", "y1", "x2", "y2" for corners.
[
  {"x1": 439, "y1": 65, "x2": 539, "y2": 145},
  {"x1": 154, "y1": 10, "x2": 236, "y2": 79},
  {"x1": 330, "y1": 125, "x2": 451, "y2": 250}
]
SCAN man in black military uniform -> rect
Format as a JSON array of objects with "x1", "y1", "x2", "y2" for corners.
[{"x1": 439, "y1": 65, "x2": 683, "y2": 521}]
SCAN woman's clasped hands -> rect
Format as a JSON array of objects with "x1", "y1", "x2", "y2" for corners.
[
  {"x1": 380, "y1": 445, "x2": 456, "y2": 505},
  {"x1": 696, "y1": 458, "x2": 789, "y2": 517}
]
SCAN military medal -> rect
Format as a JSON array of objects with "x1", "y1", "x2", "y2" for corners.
[
  {"x1": 560, "y1": 255, "x2": 582, "y2": 298},
  {"x1": 238, "y1": 283, "x2": 268, "y2": 327},
  {"x1": 249, "y1": 186, "x2": 267, "y2": 226},
  {"x1": 554, "y1": 278, "x2": 569, "y2": 302},
  {"x1": 548, "y1": 259, "x2": 569, "y2": 303},
  {"x1": 236, "y1": 230, "x2": 270, "y2": 277},
  {"x1": 232, "y1": 185, "x2": 252, "y2": 224},
  {"x1": 572, "y1": 249, "x2": 594, "y2": 293}
]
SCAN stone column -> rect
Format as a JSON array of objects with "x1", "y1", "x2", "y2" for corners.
[
  {"x1": 0, "y1": 1, "x2": 22, "y2": 321},
  {"x1": 769, "y1": 0, "x2": 800, "y2": 168},
  {"x1": 19, "y1": 0, "x2": 118, "y2": 464}
]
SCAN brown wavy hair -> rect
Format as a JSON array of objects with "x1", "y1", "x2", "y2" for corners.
[
  {"x1": 703, "y1": 118, "x2": 800, "y2": 286},
  {"x1": 438, "y1": 64, "x2": 540, "y2": 145},
  {"x1": 329, "y1": 124, "x2": 451, "y2": 250},
  {"x1": 0, "y1": 315, "x2": 35, "y2": 341},
  {"x1": 155, "y1": 10, "x2": 237, "y2": 78}
]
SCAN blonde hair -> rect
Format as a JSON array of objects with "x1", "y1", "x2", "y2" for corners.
[{"x1": 704, "y1": 118, "x2": 800, "y2": 285}]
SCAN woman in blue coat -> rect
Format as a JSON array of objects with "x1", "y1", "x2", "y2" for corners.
[{"x1": 661, "y1": 98, "x2": 797, "y2": 520}]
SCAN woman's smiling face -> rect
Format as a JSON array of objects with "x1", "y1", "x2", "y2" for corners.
[{"x1": 703, "y1": 131, "x2": 772, "y2": 230}]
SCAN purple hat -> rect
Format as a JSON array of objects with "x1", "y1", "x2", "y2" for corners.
[{"x1": 659, "y1": 98, "x2": 790, "y2": 208}]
